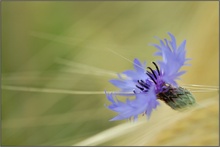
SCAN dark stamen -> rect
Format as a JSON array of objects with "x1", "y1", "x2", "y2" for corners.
[
  {"x1": 136, "y1": 85, "x2": 144, "y2": 91},
  {"x1": 152, "y1": 62, "x2": 160, "y2": 76},
  {"x1": 133, "y1": 90, "x2": 136, "y2": 94},
  {"x1": 147, "y1": 67, "x2": 157, "y2": 80},
  {"x1": 138, "y1": 80, "x2": 149, "y2": 89},
  {"x1": 140, "y1": 80, "x2": 150, "y2": 87},
  {"x1": 146, "y1": 72, "x2": 157, "y2": 84}
]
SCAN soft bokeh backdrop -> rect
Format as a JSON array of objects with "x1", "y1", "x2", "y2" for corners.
[{"x1": 2, "y1": 1, "x2": 219, "y2": 146}]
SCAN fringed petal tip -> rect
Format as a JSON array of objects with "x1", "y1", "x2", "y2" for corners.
[
  {"x1": 133, "y1": 58, "x2": 146, "y2": 74},
  {"x1": 151, "y1": 33, "x2": 190, "y2": 82}
]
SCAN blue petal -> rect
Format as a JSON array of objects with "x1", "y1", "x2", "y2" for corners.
[
  {"x1": 106, "y1": 87, "x2": 159, "y2": 121},
  {"x1": 105, "y1": 92, "x2": 115, "y2": 104},
  {"x1": 176, "y1": 70, "x2": 186, "y2": 77},
  {"x1": 122, "y1": 70, "x2": 137, "y2": 78},
  {"x1": 178, "y1": 40, "x2": 186, "y2": 52},
  {"x1": 168, "y1": 32, "x2": 177, "y2": 50},
  {"x1": 109, "y1": 79, "x2": 127, "y2": 87},
  {"x1": 152, "y1": 33, "x2": 190, "y2": 85},
  {"x1": 133, "y1": 58, "x2": 145, "y2": 73},
  {"x1": 154, "y1": 52, "x2": 162, "y2": 56},
  {"x1": 109, "y1": 58, "x2": 149, "y2": 93}
]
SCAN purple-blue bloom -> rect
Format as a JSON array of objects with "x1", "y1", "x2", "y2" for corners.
[{"x1": 106, "y1": 33, "x2": 194, "y2": 121}]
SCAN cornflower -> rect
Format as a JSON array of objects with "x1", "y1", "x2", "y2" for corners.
[{"x1": 105, "y1": 33, "x2": 196, "y2": 121}]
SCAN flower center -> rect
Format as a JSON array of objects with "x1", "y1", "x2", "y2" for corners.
[{"x1": 135, "y1": 62, "x2": 161, "y2": 93}]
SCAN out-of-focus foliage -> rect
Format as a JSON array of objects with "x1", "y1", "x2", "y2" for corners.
[{"x1": 2, "y1": 1, "x2": 218, "y2": 146}]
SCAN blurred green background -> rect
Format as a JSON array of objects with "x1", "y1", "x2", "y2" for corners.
[{"x1": 1, "y1": 1, "x2": 219, "y2": 146}]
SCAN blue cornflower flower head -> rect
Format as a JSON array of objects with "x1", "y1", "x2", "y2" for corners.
[{"x1": 106, "y1": 32, "x2": 196, "y2": 121}]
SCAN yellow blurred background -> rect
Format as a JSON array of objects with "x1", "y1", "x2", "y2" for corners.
[{"x1": 1, "y1": 1, "x2": 219, "y2": 146}]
